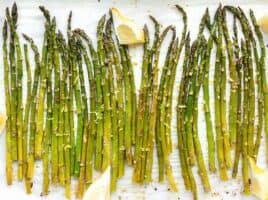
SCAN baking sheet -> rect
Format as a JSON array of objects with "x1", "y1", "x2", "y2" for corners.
[{"x1": 0, "y1": 0, "x2": 267, "y2": 199}]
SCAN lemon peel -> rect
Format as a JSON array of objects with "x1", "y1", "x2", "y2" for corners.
[
  {"x1": 82, "y1": 166, "x2": 110, "y2": 200},
  {"x1": 0, "y1": 112, "x2": 7, "y2": 134},
  {"x1": 248, "y1": 157, "x2": 268, "y2": 200},
  {"x1": 111, "y1": 7, "x2": 144, "y2": 45},
  {"x1": 258, "y1": 15, "x2": 268, "y2": 34}
]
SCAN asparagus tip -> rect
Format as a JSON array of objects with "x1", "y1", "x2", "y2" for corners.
[{"x1": 3, "y1": 20, "x2": 7, "y2": 39}]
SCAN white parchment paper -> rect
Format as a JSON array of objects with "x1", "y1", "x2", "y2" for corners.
[{"x1": 0, "y1": 0, "x2": 268, "y2": 199}]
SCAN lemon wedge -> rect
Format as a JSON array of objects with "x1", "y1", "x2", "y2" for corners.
[
  {"x1": 0, "y1": 112, "x2": 7, "y2": 134},
  {"x1": 111, "y1": 7, "x2": 144, "y2": 45},
  {"x1": 82, "y1": 166, "x2": 110, "y2": 200},
  {"x1": 258, "y1": 15, "x2": 268, "y2": 34},
  {"x1": 248, "y1": 157, "x2": 268, "y2": 200}
]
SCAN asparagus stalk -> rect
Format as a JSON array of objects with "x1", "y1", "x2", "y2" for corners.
[
  {"x1": 97, "y1": 15, "x2": 112, "y2": 171},
  {"x1": 143, "y1": 49, "x2": 153, "y2": 182},
  {"x1": 144, "y1": 16, "x2": 161, "y2": 180},
  {"x1": 22, "y1": 34, "x2": 41, "y2": 193},
  {"x1": 42, "y1": 24, "x2": 52, "y2": 195},
  {"x1": 70, "y1": 34, "x2": 83, "y2": 178},
  {"x1": 232, "y1": 16, "x2": 242, "y2": 178},
  {"x1": 251, "y1": 36, "x2": 262, "y2": 160},
  {"x1": 105, "y1": 16, "x2": 125, "y2": 177},
  {"x1": 218, "y1": 9, "x2": 232, "y2": 168},
  {"x1": 176, "y1": 33, "x2": 191, "y2": 190},
  {"x1": 73, "y1": 28, "x2": 97, "y2": 185},
  {"x1": 94, "y1": 16, "x2": 105, "y2": 170},
  {"x1": 192, "y1": 38, "x2": 211, "y2": 192},
  {"x1": 3, "y1": 19, "x2": 13, "y2": 185},
  {"x1": 13, "y1": 17, "x2": 24, "y2": 181},
  {"x1": 225, "y1": 5, "x2": 255, "y2": 159},
  {"x1": 133, "y1": 25, "x2": 150, "y2": 183},
  {"x1": 222, "y1": 8, "x2": 238, "y2": 147},
  {"x1": 164, "y1": 5, "x2": 188, "y2": 155},
  {"x1": 203, "y1": 10, "x2": 217, "y2": 172},
  {"x1": 213, "y1": 12, "x2": 228, "y2": 180},
  {"x1": 241, "y1": 40, "x2": 250, "y2": 195},
  {"x1": 76, "y1": 38, "x2": 89, "y2": 198},
  {"x1": 250, "y1": 10, "x2": 266, "y2": 159},
  {"x1": 67, "y1": 12, "x2": 76, "y2": 175},
  {"x1": 83, "y1": 42, "x2": 96, "y2": 188},
  {"x1": 104, "y1": 24, "x2": 119, "y2": 190},
  {"x1": 148, "y1": 16, "x2": 178, "y2": 190},
  {"x1": 57, "y1": 31, "x2": 71, "y2": 198},
  {"x1": 239, "y1": 8, "x2": 255, "y2": 158},
  {"x1": 157, "y1": 34, "x2": 177, "y2": 180},
  {"x1": 83, "y1": 39, "x2": 96, "y2": 187},
  {"x1": 123, "y1": 46, "x2": 137, "y2": 147},
  {"x1": 74, "y1": 28, "x2": 104, "y2": 173},
  {"x1": 184, "y1": 11, "x2": 208, "y2": 166},
  {"x1": 35, "y1": 7, "x2": 49, "y2": 160},
  {"x1": 22, "y1": 44, "x2": 32, "y2": 179},
  {"x1": 118, "y1": 42, "x2": 133, "y2": 165},
  {"x1": 6, "y1": 5, "x2": 18, "y2": 161},
  {"x1": 51, "y1": 17, "x2": 60, "y2": 183},
  {"x1": 181, "y1": 39, "x2": 200, "y2": 198},
  {"x1": 57, "y1": 33, "x2": 66, "y2": 186}
]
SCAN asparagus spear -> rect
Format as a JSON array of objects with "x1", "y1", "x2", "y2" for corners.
[
  {"x1": 124, "y1": 47, "x2": 137, "y2": 147},
  {"x1": 218, "y1": 9, "x2": 232, "y2": 168},
  {"x1": 105, "y1": 16, "x2": 125, "y2": 177},
  {"x1": 51, "y1": 17, "x2": 60, "y2": 183},
  {"x1": 6, "y1": 5, "x2": 18, "y2": 161},
  {"x1": 213, "y1": 12, "x2": 228, "y2": 180},
  {"x1": 143, "y1": 49, "x2": 153, "y2": 182},
  {"x1": 239, "y1": 7, "x2": 255, "y2": 158},
  {"x1": 42, "y1": 24, "x2": 52, "y2": 195},
  {"x1": 73, "y1": 28, "x2": 97, "y2": 185},
  {"x1": 97, "y1": 15, "x2": 112, "y2": 171},
  {"x1": 76, "y1": 37, "x2": 89, "y2": 198},
  {"x1": 148, "y1": 16, "x2": 178, "y2": 190},
  {"x1": 232, "y1": 16, "x2": 242, "y2": 178},
  {"x1": 252, "y1": 40, "x2": 263, "y2": 160},
  {"x1": 157, "y1": 34, "x2": 177, "y2": 180},
  {"x1": 202, "y1": 10, "x2": 217, "y2": 172},
  {"x1": 57, "y1": 31, "x2": 72, "y2": 198},
  {"x1": 57, "y1": 33, "x2": 66, "y2": 186},
  {"x1": 83, "y1": 42, "x2": 96, "y2": 188},
  {"x1": 35, "y1": 7, "x2": 50, "y2": 160},
  {"x1": 222, "y1": 8, "x2": 238, "y2": 147},
  {"x1": 184, "y1": 11, "x2": 208, "y2": 166},
  {"x1": 22, "y1": 34, "x2": 41, "y2": 193},
  {"x1": 67, "y1": 12, "x2": 76, "y2": 175},
  {"x1": 3, "y1": 19, "x2": 13, "y2": 185},
  {"x1": 241, "y1": 40, "x2": 250, "y2": 195},
  {"x1": 104, "y1": 23, "x2": 119, "y2": 190},
  {"x1": 69, "y1": 34, "x2": 83, "y2": 178},
  {"x1": 192, "y1": 38, "x2": 211, "y2": 192},
  {"x1": 94, "y1": 16, "x2": 105, "y2": 170},
  {"x1": 177, "y1": 32, "x2": 191, "y2": 190},
  {"x1": 6, "y1": 4, "x2": 24, "y2": 180},
  {"x1": 146, "y1": 25, "x2": 175, "y2": 183},
  {"x1": 133, "y1": 25, "x2": 150, "y2": 183},
  {"x1": 225, "y1": 5, "x2": 255, "y2": 159},
  {"x1": 74, "y1": 28, "x2": 104, "y2": 174},
  {"x1": 22, "y1": 46, "x2": 32, "y2": 181},
  {"x1": 182, "y1": 39, "x2": 200, "y2": 198},
  {"x1": 144, "y1": 16, "x2": 161, "y2": 180},
  {"x1": 250, "y1": 9, "x2": 268, "y2": 160},
  {"x1": 13, "y1": 16, "x2": 24, "y2": 181},
  {"x1": 164, "y1": 5, "x2": 188, "y2": 155},
  {"x1": 118, "y1": 42, "x2": 133, "y2": 165}
]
